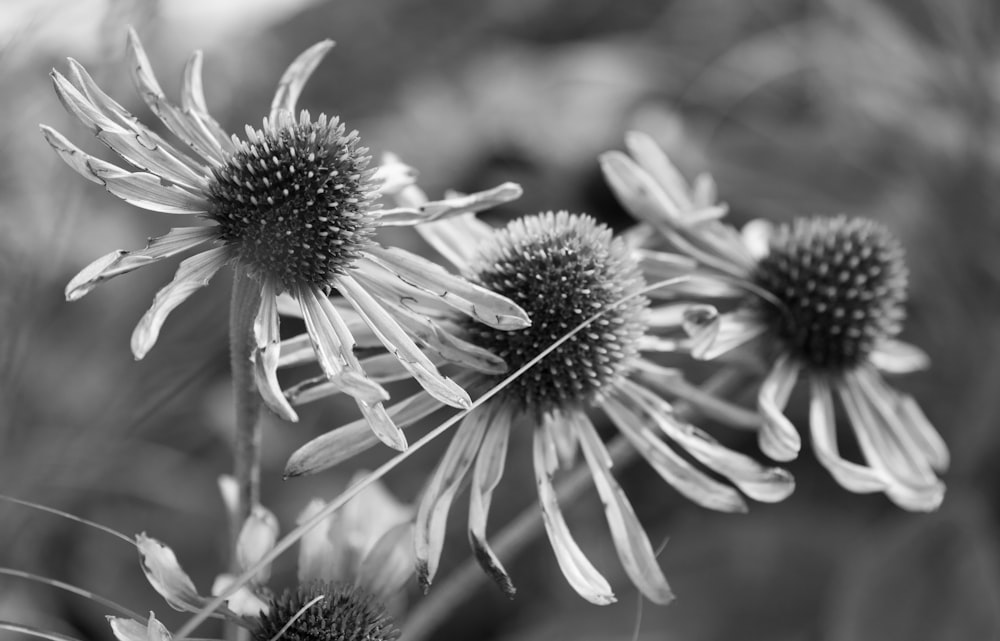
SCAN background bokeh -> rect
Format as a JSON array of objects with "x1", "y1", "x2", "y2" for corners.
[{"x1": 1, "y1": 0, "x2": 999, "y2": 639}]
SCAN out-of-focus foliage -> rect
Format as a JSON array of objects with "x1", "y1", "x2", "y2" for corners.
[{"x1": 1, "y1": 0, "x2": 998, "y2": 640}]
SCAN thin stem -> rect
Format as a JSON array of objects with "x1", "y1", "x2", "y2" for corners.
[
  {"x1": 400, "y1": 367, "x2": 747, "y2": 641},
  {"x1": 228, "y1": 271, "x2": 262, "y2": 641},
  {"x1": 229, "y1": 271, "x2": 263, "y2": 543}
]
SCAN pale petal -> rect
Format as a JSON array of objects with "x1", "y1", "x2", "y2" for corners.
[
  {"x1": 361, "y1": 246, "x2": 531, "y2": 330},
  {"x1": 235, "y1": 505, "x2": 278, "y2": 582},
  {"x1": 602, "y1": 392, "x2": 748, "y2": 512},
  {"x1": 217, "y1": 475, "x2": 238, "y2": 529},
  {"x1": 376, "y1": 182, "x2": 522, "y2": 227},
  {"x1": 757, "y1": 355, "x2": 803, "y2": 461},
  {"x1": 296, "y1": 286, "x2": 390, "y2": 405},
  {"x1": 340, "y1": 471, "x2": 414, "y2": 558},
  {"x1": 372, "y1": 153, "x2": 418, "y2": 196},
  {"x1": 740, "y1": 219, "x2": 774, "y2": 261},
  {"x1": 180, "y1": 51, "x2": 234, "y2": 154},
  {"x1": 295, "y1": 499, "x2": 342, "y2": 584},
  {"x1": 210, "y1": 574, "x2": 268, "y2": 617},
  {"x1": 415, "y1": 213, "x2": 496, "y2": 270},
  {"x1": 283, "y1": 388, "x2": 445, "y2": 476},
  {"x1": 252, "y1": 279, "x2": 298, "y2": 421},
  {"x1": 414, "y1": 406, "x2": 490, "y2": 590},
  {"x1": 269, "y1": 40, "x2": 334, "y2": 121},
  {"x1": 574, "y1": 412, "x2": 674, "y2": 605},
  {"x1": 636, "y1": 249, "x2": 699, "y2": 281},
  {"x1": 468, "y1": 406, "x2": 515, "y2": 598},
  {"x1": 41, "y1": 126, "x2": 209, "y2": 213},
  {"x1": 108, "y1": 613, "x2": 171, "y2": 641},
  {"x1": 600, "y1": 150, "x2": 682, "y2": 223},
  {"x1": 131, "y1": 246, "x2": 229, "y2": 360},
  {"x1": 870, "y1": 338, "x2": 931, "y2": 374},
  {"x1": 357, "y1": 522, "x2": 416, "y2": 598},
  {"x1": 685, "y1": 307, "x2": 767, "y2": 361},
  {"x1": 64, "y1": 226, "x2": 217, "y2": 301},
  {"x1": 808, "y1": 375, "x2": 888, "y2": 493},
  {"x1": 135, "y1": 534, "x2": 210, "y2": 613},
  {"x1": 633, "y1": 359, "x2": 761, "y2": 429},
  {"x1": 336, "y1": 273, "x2": 472, "y2": 409},
  {"x1": 623, "y1": 130, "x2": 694, "y2": 211},
  {"x1": 618, "y1": 379, "x2": 794, "y2": 503},
  {"x1": 531, "y1": 427, "x2": 616, "y2": 606}
]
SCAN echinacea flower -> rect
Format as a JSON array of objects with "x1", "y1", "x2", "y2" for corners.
[
  {"x1": 42, "y1": 29, "x2": 528, "y2": 426},
  {"x1": 601, "y1": 131, "x2": 949, "y2": 511},
  {"x1": 281, "y1": 195, "x2": 795, "y2": 604},
  {"x1": 121, "y1": 474, "x2": 413, "y2": 641}
]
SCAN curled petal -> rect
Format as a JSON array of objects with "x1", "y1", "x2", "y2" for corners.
[
  {"x1": 757, "y1": 355, "x2": 802, "y2": 461},
  {"x1": 108, "y1": 613, "x2": 171, "y2": 641},
  {"x1": 135, "y1": 534, "x2": 210, "y2": 613},
  {"x1": 532, "y1": 427, "x2": 616, "y2": 605},
  {"x1": 376, "y1": 182, "x2": 522, "y2": 227},
  {"x1": 131, "y1": 246, "x2": 229, "y2": 360},
  {"x1": 468, "y1": 406, "x2": 515, "y2": 598},
  {"x1": 253, "y1": 280, "x2": 298, "y2": 422},
  {"x1": 372, "y1": 153, "x2": 418, "y2": 196},
  {"x1": 210, "y1": 574, "x2": 269, "y2": 618},
  {"x1": 65, "y1": 226, "x2": 217, "y2": 301},
  {"x1": 269, "y1": 40, "x2": 334, "y2": 121}
]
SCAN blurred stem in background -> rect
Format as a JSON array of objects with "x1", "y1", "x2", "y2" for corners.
[{"x1": 400, "y1": 367, "x2": 747, "y2": 641}]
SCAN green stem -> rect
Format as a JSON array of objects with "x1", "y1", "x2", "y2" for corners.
[
  {"x1": 399, "y1": 368, "x2": 747, "y2": 641},
  {"x1": 229, "y1": 271, "x2": 263, "y2": 554}
]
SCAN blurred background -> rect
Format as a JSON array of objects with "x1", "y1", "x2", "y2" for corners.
[{"x1": 1, "y1": 0, "x2": 999, "y2": 639}]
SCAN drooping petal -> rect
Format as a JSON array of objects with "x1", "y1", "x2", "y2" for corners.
[
  {"x1": 64, "y1": 226, "x2": 217, "y2": 301},
  {"x1": 684, "y1": 307, "x2": 768, "y2": 361},
  {"x1": 210, "y1": 574, "x2": 269, "y2": 617},
  {"x1": 361, "y1": 245, "x2": 531, "y2": 330},
  {"x1": 179, "y1": 51, "x2": 234, "y2": 154},
  {"x1": 632, "y1": 359, "x2": 761, "y2": 429},
  {"x1": 135, "y1": 534, "x2": 211, "y2": 613},
  {"x1": 235, "y1": 505, "x2": 278, "y2": 582},
  {"x1": 808, "y1": 375, "x2": 888, "y2": 493},
  {"x1": 602, "y1": 392, "x2": 748, "y2": 513},
  {"x1": 531, "y1": 426, "x2": 616, "y2": 606},
  {"x1": 296, "y1": 286, "x2": 390, "y2": 405},
  {"x1": 284, "y1": 386, "x2": 448, "y2": 476},
  {"x1": 414, "y1": 406, "x2": 491, "y2": 590},
  {"x1": 252, "y1": 279, "x2": 298, "y2": 422},
  {"x1": 41, "y1": 126, "x2": 210, "y2": 213},
  {"x1": 375, "y1": 182, "x2": 523, "y2": 227},
  {"x1": 757, "y1": 354, "x2": 803, "y2": 461},
  {"x1": 467, "y1": 405, "x2": 515, "y2": 598},
  {"x1": 269, "y1": 40, "x2": 334, "y2": 121},
  {"x1": 357, "y1": 522, "x2": 417, "y2": 598},
  {"x1": 618, "y1": 379, "x2": 795, "y2": 503},
  {"x1": 108, "y1": 613, "x2": 171, "y2": 641},
  {"x1": 125, "y1": 29, "x2": 226, "y2": 165},
  {"x1": 131, "y1": 246, "x2": 229, "y2": 360},
  {"x1": 869, "y1": 338, "x2": 931, "y2": 374},
  {"x1": 336, "y1": 273, "x2": 472, "y2": 409}
]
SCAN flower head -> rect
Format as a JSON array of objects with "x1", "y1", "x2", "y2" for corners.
[
  {"x1": 601, "y1": 131, "x2": 949, "y2": 511},
  {"x1": 42, "y1": 30, "x2": 528, "y2": 430},
  {"x1": 282, "y1": 199, "x2": 795, "y2": 605},
  {"x1": 121, "y1": 474, "x2": 412, "y2": 641}
]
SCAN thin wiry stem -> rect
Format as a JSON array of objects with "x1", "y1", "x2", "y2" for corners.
[
  {"x1": 399, "y1": 367, "x2": 747, "y2": 641},
  {"x1": 228, "y1": 270, "x2": 262, "y2": 641}
]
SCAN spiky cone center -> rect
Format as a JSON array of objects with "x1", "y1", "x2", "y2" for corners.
[
  {"x1": 463, "y1": 212, "x2": 649, "y2": 416},
  {"x1": 253, "y1": 581, "x2": 399, "y2": 641},
  {"x1": 207, "y1": 113, "x2": 379, "y2": 290},
  {"x1": 749, "y1": 215, "x2": 908, "y2": 371}
]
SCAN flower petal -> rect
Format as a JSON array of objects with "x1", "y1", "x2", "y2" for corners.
[
  {"x1": 808, "y1": 375, "x2": 888, "y2": 493},
  {"x1": 252, "y1": 280, "x2": 298, "y2": 422},
  {"x1": 531, "y1": 426, "x2": 616, "y2": 606},
  {"x1": 295, "y1": 499, "x2": 344, "y2": 584},
  {"x1": 468, "y1": 405, "x2": 516, "y2": 598},
  {"x1": 618, "y1": 379, "x2": 795, "y2": 503},
  {"x1": 415, "y1": 213, "x2": 496, "y2": 270},
  {"x1": 135, "y1": 533, "x2": 211, "y2": 613},
  {"x1": 65, "y1": 226, "x2": 217, "y2": 301},
  {"x1": 573, "y1": 411, "x2": 674, "y2": 605},
  {"x1": 372, "y1": 153, "x2": 418, "y2": 197},
  {"x1": 757, "y1": 354, "x2": 803, "y2": 461},
  {"x1": 870, "y1": 338, "x2": 931, "y2": 374},
  {"x1": 684, "y1": 307, "x2": 767, "y2": 361},
  {"x1": 40, "y1": 126, "x2": 209, "y2": 213},
  {"x1": 357, "y1": 522, "x2": 417, "y2": 598},
  {"x1": 375, "y1": 182, "x2": 523, "y2": 227},
  {"x1": 633, "y1": 359, "x2": 761, "y2": 429},
  {"x1": 414, "y1": 406, "x2": 490, "y2": 590},
  {"x1": 131, "y1": 246, "x2": 229, "y2": 360},
  {"x1": 235, "y1": 505, "x2": 278, "y2": 582},
  {"x1": 336, "y1": 273, "x2": 472, "y2": 410},
  {"x1": 602, "y1": 392, "x2": 748, "y2": 513},
  {"x1": 269, "y1": 40, "x2": 334, "y2": 121},
  {"x1": 362, "y1": 245, "x2": 531, "y2": 330},
  {"x1": 284, "y1": 388, "x2": 445, "y2": 476},
  {"x1": 296, "y1": 286, "x2": 390, "y2": 405},
  {"x1": 623, "y1": 131, "x2": 695, "y2": 211},
  {"x1": 180, "y1": 51, "x2": 234, "y2": 154},
  {"x1": 108, "y1": 613, "x2": 171, "y2": 641},
  {"x1": 210, "y1": 574, "x2": 269, "y2": 617}
]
